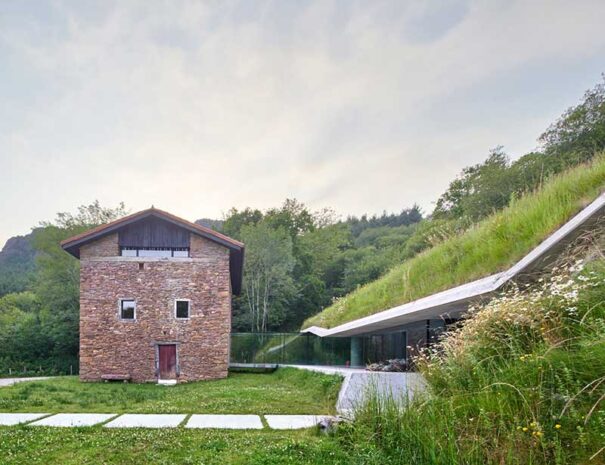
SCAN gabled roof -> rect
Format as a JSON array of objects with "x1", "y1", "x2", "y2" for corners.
[
  {"x1": 304, "y1": 192, "x2": 605, "y2": 337},
  {"x1": 61, "y1": 207, "x2": 245, "y2": 294}
]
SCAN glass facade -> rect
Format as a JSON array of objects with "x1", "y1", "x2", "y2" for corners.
[
  {"x1": 230, "y1": 333, "x2": 351, "y2": 366},
  {"x1": 229, "y1": 319, "x2": 456, "y2": 367},
  {"x1": 229, "y1": 331, "x2": 407, "y2": 366}
]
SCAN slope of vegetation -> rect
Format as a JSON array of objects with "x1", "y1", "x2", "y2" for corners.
[
  {"x1": 337, "y1": 238, "x2": 605, "y2": 465},
  {"x1": 304, "y1": 155, "x2": 605, "y2": 329}
]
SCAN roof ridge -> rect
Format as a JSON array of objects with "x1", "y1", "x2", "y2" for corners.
[{"x1": 60, "y1": 208, "x2": 243, "y2": 249}]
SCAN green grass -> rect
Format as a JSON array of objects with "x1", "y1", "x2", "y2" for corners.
[
  {"x1": 0, "y1": 368, "x2": 341, "y2": 415},
  {"x1": 0, "y1": 369, "x2": 358, "y2": 464},
  {"x1": 304, "y1": 155, "x2": 605, "y2": 329},
  {"x1": 0, "y1": 428, "x2": 373, "y2": 465}
]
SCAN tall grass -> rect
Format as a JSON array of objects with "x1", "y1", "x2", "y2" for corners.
[
  {"x1": 337, "y1": 244, "x2": 605, "y2": 465},
  {"x1": 304, "y1": 154, "x2": 605, "y2": 329}
]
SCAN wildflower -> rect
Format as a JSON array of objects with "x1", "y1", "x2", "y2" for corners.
[
  {"x1": 536, "y1": 431, "x2": 543, "y2": 437},
  {"x1": 522, "y1": 427, "x2": 528, "y2": 432},
  {"x1": 530, "y1": 422, "x2": 537, "y2": 428},
  {"x1": 555, "y1": 424, "x2": 561, "y2": 429}
]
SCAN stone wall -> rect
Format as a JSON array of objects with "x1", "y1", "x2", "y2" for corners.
[
  {"x1": 80, "y1": 233, "x2": 119, "y2": 258},
  {"x1": 79, "y1": 233, "x2": 231, "y2": 383}
]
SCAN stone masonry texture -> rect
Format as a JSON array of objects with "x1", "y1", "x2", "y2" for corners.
[{"x1": 79, "y1": 232, "x2": 231, "y2": 383}]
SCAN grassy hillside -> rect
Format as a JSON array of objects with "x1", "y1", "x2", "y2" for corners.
[{"x1": 304, "y1": 155, "x2": 605, "y2": 329}]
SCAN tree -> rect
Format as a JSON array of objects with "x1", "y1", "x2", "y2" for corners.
[
  {"x1": 433, "y1": 147, "x2": 515, "y2": 221},
  {"x1": 346, "y1": 205, "x2": 423, "y2": 237},
  {"x1": 227, "y1": 199, "x2": 426, "y2": 330},
  {"x1": 0, "y1": 292, "x2": 52, "y2": 369},
  {"x1": 264, "y1": 199, "x2": 316, "y2": 240},
  {"x1": 50, "y1": 200, "x2": 129, "y2": 230},
  {"x1": 291, "y1": 223, "x2": 352, "y2": 326},
  {"x1": 220, "y1": 207, "x2": 263, "y2": 240},
  {"x1": 540, "y1": 75, "x2": 605, "y2": 162},
  {"x1": 240, "y1": 222, "x2": 296, "y2": 332},
  {"x1": 32, "y1": 201, "x2": 128, "y2": 360}
]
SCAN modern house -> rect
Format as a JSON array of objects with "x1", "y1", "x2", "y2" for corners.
[
  {"x1": 303, "y1": 193, "x2": 605, "y2": 366},
  {"x1": 61, "y1": 208, "x2": 244, "y2": 384}
]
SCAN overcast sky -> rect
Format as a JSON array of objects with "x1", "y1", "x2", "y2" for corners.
[{"x1": 1, "y1": 0, "x2": 605, "y2": 246}]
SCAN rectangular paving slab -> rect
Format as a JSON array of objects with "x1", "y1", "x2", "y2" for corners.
[
  {"x1": 186, "y1": 414, "x2": 263, "y2": 429},
  {"x1": 337, "y1": 372, "x2": 426, "y2": 414},
  {"x1": 31, "y1": 413, "x2": 115, "y2": 427},
  {"x1": 0, "y1": 413, "x2": 50, "y2": 426},
  {"x1": 264, "y1": 415, "x2": 328, "y2": 429},
  {"x1": 104, "y1": 414, "x2": 186, "y2": 428}
]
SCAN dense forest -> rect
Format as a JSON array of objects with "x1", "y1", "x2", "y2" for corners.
[{"x1": 0, "y1": 76, "x2": 604, "y2": 372}]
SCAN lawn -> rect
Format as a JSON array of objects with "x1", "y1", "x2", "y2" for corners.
[
  {"x1": 304, "y1": 154, "x2": 605, "y2": 329},
  {"x1": 0, "y1": 368, "x2": 362, "y2": 464},
  {"x1": 0, "y1": 368, "x2": 342, "y2": 415},
  {"x1": 0, "y1": 427, "x2": 376, "y2": 465}
]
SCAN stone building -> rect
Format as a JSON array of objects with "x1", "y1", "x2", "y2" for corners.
[{"x1": 61, "y1": 208, "x2": 244, "y2": 384}]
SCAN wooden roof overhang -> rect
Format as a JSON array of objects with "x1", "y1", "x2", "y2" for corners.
[{"x1": 60, "y1": 207, "x2": 245, "y2": 294}]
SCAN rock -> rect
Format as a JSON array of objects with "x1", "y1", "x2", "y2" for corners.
[{"x1": 365, "y1": 358, "x2": 408, "y2": 372}]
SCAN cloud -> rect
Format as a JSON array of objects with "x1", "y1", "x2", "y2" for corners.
[{"x1": 0, "y1": 0, "x2": 604, "y2": 245}]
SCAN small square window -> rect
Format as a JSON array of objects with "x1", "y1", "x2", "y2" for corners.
[
  {"x1": 120, "y1": 299, "x2": 136, "y2": 320},
  {"x1": 175, "y1": 300, "x2": 190, "y2": 319}
]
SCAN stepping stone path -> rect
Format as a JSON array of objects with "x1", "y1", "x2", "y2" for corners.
[
  {"x1": 264, "y1": 415, "x2": 326, "y2": 430},
  {"x1": 104, "y1": 414, "x2": 186, "y2": 428},
  {"x1": 186, "y1": 414, "x2": 263, "y2": 429},
  {"x1": 0, "y1": 413, "x2": 49, "y2": 426},
  {"x1": 31, "y1": 413, "x2": 116, "y2": 427},
  {"x1": 0, "y1": 413, "x2": 333, "y2": 429}
]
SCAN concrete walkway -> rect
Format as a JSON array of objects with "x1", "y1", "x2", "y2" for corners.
[
  {"x1": 337, "y1": 372, "x2": 426, "y2": 414},
  {"x1": 0, "y1": 413, "x2": 332, "y2": 429},
  {"x1": 284, "y1": 365, "x2": 426, "y2": 416},
  {"x1": 0, "y1": 377, "x2": 52, "y2": 387}
]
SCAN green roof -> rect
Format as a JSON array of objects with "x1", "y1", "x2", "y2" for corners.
[{"x1": 303, "y1": 155, "x2": 605, "y2": 330}]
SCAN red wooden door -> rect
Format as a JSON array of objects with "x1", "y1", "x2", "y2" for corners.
[{"x1": 158, "y1": 345, "x2": 177, "y2": 379}]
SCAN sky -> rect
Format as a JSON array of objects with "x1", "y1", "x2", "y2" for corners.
[{"x1": 1, "y1": 0, "x2": 605, "y2": 247}]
